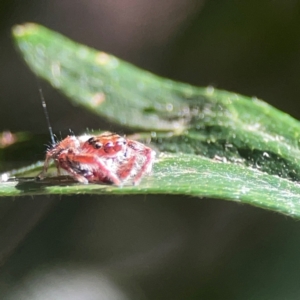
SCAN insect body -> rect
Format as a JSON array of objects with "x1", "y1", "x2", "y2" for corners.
[{"x1": 39, "y1": 132, "x2": 156, "y2": 186}]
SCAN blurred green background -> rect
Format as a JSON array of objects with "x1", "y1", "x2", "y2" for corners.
[{"x1": 1, "y1": 0, "x2": 300, "y2": 299}]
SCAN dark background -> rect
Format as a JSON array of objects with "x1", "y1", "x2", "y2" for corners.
[{"x1": 1, "y1": 0, "x2": 300, "y2": 299}]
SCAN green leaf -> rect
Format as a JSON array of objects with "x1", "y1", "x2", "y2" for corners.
[
  {"x1": 12, "y1": 23, "x2": 188, "y2": 131},
  {"x1": 2, "y1": 153, "x2": 300, "y2": 217},
  {"x1": 4, "y1": 23, "x2": 300, "y2": 218}
]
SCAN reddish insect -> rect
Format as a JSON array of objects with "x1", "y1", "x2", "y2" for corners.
[{"x1": 38, "y1": 132, "x2": 156, "y2": 186}]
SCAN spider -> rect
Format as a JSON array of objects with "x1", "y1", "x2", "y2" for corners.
[{"x1": 38, "y1": 132, "x2": 156, "y2": 186}]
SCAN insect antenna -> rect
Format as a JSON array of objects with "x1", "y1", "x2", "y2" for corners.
[{"x1": 38, "y1": 87, "x2": 56, "y2": 146}]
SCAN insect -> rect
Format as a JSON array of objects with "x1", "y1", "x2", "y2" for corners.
[{"x1": 38, "y1": 132, "x2": 156, "y2": 186}]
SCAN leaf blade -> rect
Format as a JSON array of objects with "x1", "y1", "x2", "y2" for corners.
[
  {"x1": 8, "y1": 23, "x2": 300, "y2": 218},
  {"x1": 1, "y1": 153, "x2": 300, "y2": 217}
]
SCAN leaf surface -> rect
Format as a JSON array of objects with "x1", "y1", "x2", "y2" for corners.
[{"x1": 2, "y1": 23, "x2": 300, "y2": 218}]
